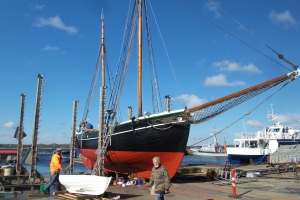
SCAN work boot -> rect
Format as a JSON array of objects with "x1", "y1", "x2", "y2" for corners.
[{"x1": 42, "y1": 190, "x2": 48, "y2": 196}]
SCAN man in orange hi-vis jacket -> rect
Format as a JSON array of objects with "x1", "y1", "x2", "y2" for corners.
[{"x1": 42, "y1": 149, "x2": 67, "y2": 195}]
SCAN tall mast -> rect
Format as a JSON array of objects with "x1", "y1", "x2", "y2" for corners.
[
  {"x1": 101, "y1": 12, "x2": 105, "y2": 87},
  {"x1": 95, "y1": 12, "x2": 107, "y2": 176},
  {"x1": 138, "y1": 0, "x2": 143, "y2": 117},
  {"x1": 213, "y1": 125, "x2": 217, "y2": 146}
]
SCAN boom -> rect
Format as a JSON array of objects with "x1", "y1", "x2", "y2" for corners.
[{"x1": 186, "y1": 69, "x2": 300, "y2": 124}]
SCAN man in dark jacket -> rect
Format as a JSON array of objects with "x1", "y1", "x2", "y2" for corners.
[{"x1": 148, "y1": 156, "x2": 171, "y2": 200}]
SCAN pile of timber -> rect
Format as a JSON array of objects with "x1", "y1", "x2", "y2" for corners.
[{"x1": 54, "y1": 190, "x2": 108, "y2": 200}]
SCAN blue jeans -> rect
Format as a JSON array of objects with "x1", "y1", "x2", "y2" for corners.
[
  {"x1": 155, "y1": 193, "x2": 164, "y2": 200},
  {"x1": 44, "y1": 173, "x2": 62, "y2": 192}
]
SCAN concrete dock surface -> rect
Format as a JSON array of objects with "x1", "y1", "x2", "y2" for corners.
[{"x1": 2, "y1": 171, "x2": 299, "y2": 200}]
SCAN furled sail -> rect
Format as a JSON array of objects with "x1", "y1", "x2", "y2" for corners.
[{"x1": 186, "y1": 69, "x2": 300, "y2": 124}]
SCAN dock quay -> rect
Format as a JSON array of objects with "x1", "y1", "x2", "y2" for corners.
[
  {"x1": 1, "y1": 163, "x2": 299, "y2": 200},
  {"x1": 178, "y1": 162, "x2": 299, "y2": 179}
]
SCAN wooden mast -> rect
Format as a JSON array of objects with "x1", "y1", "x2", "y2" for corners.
[
  {"x1": 138, "y1": 0, "x2": 143, "y2": 117},
  {"x1": 98, "y1": 12, "x2": 106, "y2": 176},
  {"x1": 101, "y1": 13, "x2": 105, "y2": 86}
]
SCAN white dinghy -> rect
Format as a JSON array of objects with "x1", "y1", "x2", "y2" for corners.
[{"x1": 59, "y1": 175, "x2": 111, "y2": 195}]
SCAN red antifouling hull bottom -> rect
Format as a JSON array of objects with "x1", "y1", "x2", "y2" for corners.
[{"x1": 80, "y1": 149, "x2": 184, "y2": 179}]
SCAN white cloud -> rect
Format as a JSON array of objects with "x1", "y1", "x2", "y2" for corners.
[
  {"x1": 204, "y1": 73, "x2": 246, "y2": 86},
  {"x1": 272, "y1": 114, "x2": 300, "y2": 124},
  {"x1": 206, "y1": 1, "x2": 221, "y2": 18},
  {"x1": 269, "y1": 10, "x2": 297, "y2": 28},
  {"x1": 272, "y1": 114, "x2": 291, "y2": 123},
  {"x1": 173, "y1": 94, "x2": 206, "y2": 108},
  {"x1": 1, "y1": 121, "x2": 16, "y2": 129},
  {"x1": 196, "y1": 58, "x2": 206, "y2": 68},
  {"x1": 32, "y1": 4, "x2": 45, "y2": 10},
  {"x1": 42, "y1": 45, "x2": 60, "y2": 51},
  {"x1": 246, "y1": 120, "x2": 264, "y2": 127},
  {"x1": 33, "y1": 16, "x2": 78, "y2": 35},
  {"x1": 213, "y1": 60, "x2": 261, "y2": 73},
  {"x1": 265, "y1": 113, "x2": 300, "y2": 129}
]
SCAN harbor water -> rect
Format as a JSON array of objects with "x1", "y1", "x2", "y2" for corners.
[
  {"x1": 25, "y1": 150, "x2": 228, "y2": 177},
  {"x1": 5, "y1": 149, "x2": 228, "y2": 177},
  {"x1": 1, "y1": 151, "x2": 230, "y2": 199},
  {"x1": 182, "y1": 154, "x2": 228, "y2": 166},
  {"x1": 23, "y1": 149, "x2": 90, "y2": 176}
]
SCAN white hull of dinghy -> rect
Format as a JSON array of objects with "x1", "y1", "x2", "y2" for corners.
[{"x1": 59, "y1": 175, "x2": 112, "y2": 195}]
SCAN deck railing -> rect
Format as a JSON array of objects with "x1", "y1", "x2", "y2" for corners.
[{"x1": 235, "y1": 132, "x2": 267, "y2": 139}]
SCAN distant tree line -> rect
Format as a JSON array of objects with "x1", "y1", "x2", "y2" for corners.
[{"x1": 0, "y1": 143, "x2": 70, "y2": 149}]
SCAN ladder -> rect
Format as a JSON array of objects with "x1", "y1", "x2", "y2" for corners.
[
  {"x1": 26, "y1": 74, "x2": 44, "y2": 183},
  {"x1": 92, "y1": 120, "x2": 116, "y2": 176},
  {"x1": 91, "y1": 85, "x2": 116, "y2": 176},
  {"x1": 15, "y1": 94, "x2": 26, "y2": 175},
  {"x1": 69, "y1": 100, "x2": 79, "y2": 174}
]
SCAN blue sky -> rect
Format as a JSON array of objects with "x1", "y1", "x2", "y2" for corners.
[{"x1": 1, "y1": 0, "x2": 299, "y2": 146}]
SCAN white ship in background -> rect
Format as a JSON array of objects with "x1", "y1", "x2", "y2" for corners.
[
  {"x1": 227, "y1": 105, "x2": 300, "y2": 164},
  {"x1": 190, "y1": 127, "x2": 227, "y2": 157}
]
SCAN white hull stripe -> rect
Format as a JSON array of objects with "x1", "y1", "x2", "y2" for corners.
[{"x1": 78, "y1": 121, "x2": 184, "y2": 141}]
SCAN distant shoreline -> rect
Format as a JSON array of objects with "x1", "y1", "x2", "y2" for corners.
[{"x1": 0, "y1": 144, "x2": 70, "y2": 149}]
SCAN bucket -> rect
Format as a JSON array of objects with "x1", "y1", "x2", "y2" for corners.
[
  {"x1": 117, "y1": 177, "x2": 124, "y2": 188},
  {"x1": 40, "y1": 184, "x2": 45, "y2": 192},
  {"x1": 136, "y1": 179, "x2": 142, "y2": 185}
]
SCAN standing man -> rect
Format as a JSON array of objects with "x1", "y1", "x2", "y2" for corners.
[
  {"x1": 148, "y1": 156, "x2": 171, "y2": 200},
  {"x1": 42, "y1": 149, "x2": 66, "y2": 195}
]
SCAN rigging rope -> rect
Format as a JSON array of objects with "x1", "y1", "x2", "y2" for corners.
[
  {"x1": 105, "y1": 45, "x2": 124, "y2": 122},
  {"x1": 148, "y1": 0, "x2": 187, "y2": 108},
  {"x1": 82, "y1": 36, "x2": 103, "y2": 121},
  {"x1": 144, "y1": 0, "x2": 163, "y2": 113},
  {"x1": 209, "y1": 0, "x2": 299, "y2": 71},
  {"x1": 210, "y1": 0, "x2": 299, "y2": 71},
  {"x1": 106, "y1": 0, "x2": 138, "y2": 116},
  {"x1": 178, "y1": 0, "x2": 291, "y2": 72},
  {"x1": 187, "y1": 73, "x2": 292, "y2": 124},
  {"x1": 190, "y1": 80, "x2": 291, "y2": 146}
]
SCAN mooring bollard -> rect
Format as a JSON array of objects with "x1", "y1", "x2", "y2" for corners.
[{"x1": 231, "y1": 169, "x2": 237, "y2": 197}]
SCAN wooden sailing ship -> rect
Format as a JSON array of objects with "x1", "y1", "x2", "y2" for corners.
[{"x1": 75, "y1": 0, "x2": 300, "y2": 179}]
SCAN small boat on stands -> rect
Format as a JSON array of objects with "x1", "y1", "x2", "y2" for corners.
[
  {"x1": 0, "y1": 149, "x2": 17, "y2": 163},
  {"x1": 59, "y1": 175, "x2": 111, "y2": 195},
  {"x1": 226, "y1": 106, "x2": 300, "y2": 164},
  {"x1": 189, "y1": 133, "x2": 227, "y2": 157}
]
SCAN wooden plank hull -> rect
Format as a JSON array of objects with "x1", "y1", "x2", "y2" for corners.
[
  {"x1": 76, "y1": 119, "x2": 190, "y2": 179},
  {"x1": 80, "y1": 149, "x2": 185, "y2": 179}
]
